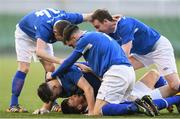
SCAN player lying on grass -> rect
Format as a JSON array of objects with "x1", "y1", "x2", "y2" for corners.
[
  {"x1": 33, "y1": 64, "x2": 101, "y2": 115},
  {"x1": 34, "y1": 66, "x2": 170, "y2": 116},
  {"x1": 7, "y1": 8, "x2": 91, "y2": 112},
  {"x1": 61, "y1": 92, "x2": 180, "y2": 116},
  {"x1": 46, "y1": 20, "x2": 136, "y2": 115},
  {"x1": 60, "y1": 70, "x2": 180, "y2": 116}
]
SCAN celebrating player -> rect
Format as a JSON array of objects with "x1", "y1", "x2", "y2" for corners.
[
  {"x1": 46, "y1": 20, "x2": 135, "y2": 115},
  {"x1": 36, "y1": 67, "x2": 164, "y2": 116},
  {"x1": 90, "y1": 9, "x2": 180, "y2": 97},
  {"x1": 7, "y1": 8, "x2": 91, "y2": 112},
  {"x1": 33, "y1": 64, "x2": 101, "y2": 115}
]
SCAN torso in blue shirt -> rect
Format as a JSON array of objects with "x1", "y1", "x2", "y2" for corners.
[
  {"x1": 58, "y1": 65, "x2": 101, "y2": 98},
  {"x1": 75, "y1": 32, "x2": 131, "y2": 77},
  {"x1": 109, "y1": 17, "x2": 160, "y2": 55},
  {"x1": 18, "y1": 8, "x2": 83, "y2": 43}
]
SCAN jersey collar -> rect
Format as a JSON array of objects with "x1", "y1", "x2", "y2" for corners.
[{"x1": 113, "y1": 17, "x2": 122, "y2": 33}]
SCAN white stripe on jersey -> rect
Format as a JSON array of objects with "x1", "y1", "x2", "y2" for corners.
[{"x1": 82, "y1": 43, "x2": 93, "y2": 54}]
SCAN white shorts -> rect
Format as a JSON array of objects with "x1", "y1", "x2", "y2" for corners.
[
  {"x1": 131, "y1": 81, "x2": 162, "y2": 100},
  {"x1": 96, "y1": 65, "x2": 135, "y2": 104},
  {"x1": 132, "y1": 36, "x2": 177, "y2": 76},
  {"x1": 15, "y1": 25, "x2": 54, "y2": 63}
]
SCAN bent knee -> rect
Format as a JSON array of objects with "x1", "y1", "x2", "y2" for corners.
[{"x1": 148, "y1": 69, "x2": 160, "y2": 78}]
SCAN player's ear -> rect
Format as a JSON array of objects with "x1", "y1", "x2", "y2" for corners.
[{"x1": 77, "y1": 104, "x2": 82, "y2": 110}]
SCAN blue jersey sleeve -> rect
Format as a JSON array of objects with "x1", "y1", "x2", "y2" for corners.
[
  {"x1": 67, "y1": 66, "x2": 83, "y2": 85},
  {"x1": 35, "y1": 23, "x2": 54, "y2": 43},
  {"x1": 118, "y1": 18, "x2": 135, "y2": 45},
  {"x1": 65, "y1": 12, "x2": 83, "y2": 24},
  {"x1": 51, "y1": 51, "x2": 82, "y2": 78}
]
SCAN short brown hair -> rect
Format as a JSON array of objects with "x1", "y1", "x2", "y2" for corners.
[
  {"x1": 37, "y1": 82, "x2": 53, "y2": 103},
  {"x1": 61, "y1": 98, "x2": 86, "y2": 114},
  {"x1": 63, "y1": 24, "x2": 79, "y2": 44},
  {"x1": 91, "y1": 9, "x2": 113, "y2": 22},
  {"x1": 54, "y1": 20, "x2": 71, "y2": 36}
]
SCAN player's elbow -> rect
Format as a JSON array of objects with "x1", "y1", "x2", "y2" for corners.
[{"x1": 35, "y1": 48, "x2": 43, "y2": 57}]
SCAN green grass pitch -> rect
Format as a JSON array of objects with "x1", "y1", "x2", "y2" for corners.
[{"x1": 0, "y1": 57, "x2": 180, "y2": 118}]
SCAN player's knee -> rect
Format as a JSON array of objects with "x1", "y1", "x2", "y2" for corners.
[
  {"x1": 165, "y1": 73, "x2": 180, "y2": 91},
  {"x1": 168, "y1": 81, "x2": 179, "y2": 91},
  {"x1": 149, "y1": 69, "x2": 160, "y2": 79}
]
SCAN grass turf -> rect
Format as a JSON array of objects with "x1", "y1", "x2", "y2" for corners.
[{"x1": 0, "y1": 57, "x2": 180, "y2": 118}]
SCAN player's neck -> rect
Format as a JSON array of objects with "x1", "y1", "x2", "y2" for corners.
[{"x1": 76, "y1": 30, "x2": 85, "y2": 39}]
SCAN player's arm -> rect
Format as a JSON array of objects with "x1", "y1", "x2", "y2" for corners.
[
  {"x1": 122, "y1": 40, "x2": 132, "y2": 57},
  {"x1": 50, "y1": 51, "x2": 82, "y2": 79},
  {"x1": 82, "y1": 13, "x2": 92, "y2": 22},
  {"x1": 77, "y1": 76, "x2": 95, "y2": 115},
  {"x1": 36, "y1": 38, "x2": 64, "y2": 64},
  {"x1": 75, "y1": 63, "x2": 92, "y2": 73}
]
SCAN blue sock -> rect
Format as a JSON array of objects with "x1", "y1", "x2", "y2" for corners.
[
  {"x1": 154, "y1": 76, "x2": 167, "y2": 88},
  {"x1": 102, "y1": 103, "x2": 137, "y2": 116},
  {"x1": 10, "y1": 71, "x2": 26, "y2": 107},
  {"x1": 153, "y1": 95, "x2": 180, "y2": 110}
]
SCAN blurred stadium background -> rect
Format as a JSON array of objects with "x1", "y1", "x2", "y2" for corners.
[
  {"x1": 0, "y1": 0, "x2": 180, "y2": 56},
  {"x1": 0, "y1": 0, "x2": 180, "y2": 117}
]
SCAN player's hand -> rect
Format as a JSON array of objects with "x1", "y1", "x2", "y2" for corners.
[
  {"x1": 75, "y1": 63, "x2": 92, "y2": 73},
  {"x1": 46, "y1": 72, "x2": 53, "y2": 81},
  {"x1": 32, "y1": 108, "x2": 50, "y2": 115},
  {"x1": 84, "y1": 112, "x2": 94, "y2": 116}
]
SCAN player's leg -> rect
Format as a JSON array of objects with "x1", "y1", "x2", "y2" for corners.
[
  {"x1": 153, "y1": 95, "x2": 180, "y2": 110},
  {"x1": 153, "y1": 36, "x2": 180, "y2": 94},
  {"x1": 129, "y1": 55, "x2": 145, "y2": 70},
  {"x1": 139, "y1": 69, "x2": 160, "y2": 89},
  {"x1": 39, "y1": 43, "x2": 61, "y2": 112},
  {"x1": 7, "y1": 25, "x2": 34, "y2": 112},
  {"x1": 94, "y1": 65, "x2": 135, "y2": 115},
  {"x1": 102, "y1": 98, "x2": 155, "y2": 116}
]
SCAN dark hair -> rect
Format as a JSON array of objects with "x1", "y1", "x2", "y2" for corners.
[
  {"x1": 62, "y1": 24, "x2": 79, "y2": 44},
  {"x1": 61, "y1": 98, "x2": 86, "y2": 114},
  {"x1": 54, "y1": 20, "x2": 71, "y2": 36},
  {"x1": 91, "y1": 9, "x2": 113, "y2": 22},
  {"x1": 37, "y1": 82, "x2": 53, "y2": 103}
]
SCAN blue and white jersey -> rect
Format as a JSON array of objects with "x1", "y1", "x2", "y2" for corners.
[
  {"x1": 58, "y1": 65, "x2": 101, "y2": 98},
  {"x1": 109, "y1": 17, "x2": 161, "y2": 55},
  {"x1": 18, "y1": 8, "x2": 83, "y2": 43},
  {"x1": 75, "y1": 32, "x2": 131, "y2": 77}
]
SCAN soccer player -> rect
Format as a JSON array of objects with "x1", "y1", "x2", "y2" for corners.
[
  {"x1": 46, "y1": 21, "x2": 135, "y2": 115},
  {"x1": 7, "y1": 8, "x2": 91, "y2": 112},
  {"x1": 62, "y1": 93, "x2": 180, "y2": 116},
  {"x1": 60, "y1": 70, "x2": 180, "y2": 116},
  {"x1": 35, "y1": 67, "x2": 162, "y2": 116},
  {"x1": 33, "y1": 65, "x2": 101, "y2": 114},
  {"x1": 90, "y1": 9, "x2": 180, "y2": 97}
]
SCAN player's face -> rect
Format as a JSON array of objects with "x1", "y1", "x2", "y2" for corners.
[
  {"x1": 53, "y1": 29, "x2": 63, "y2": 41},
  {"x1": 67, "y1": 95, "x2": 85, "y2": 108},
  {"x1": 65, "y1": 36, "x2": 76, "y2": 48},
  {"x1": 92, "y1": 19, "x2": 113, "y2": 34}
]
